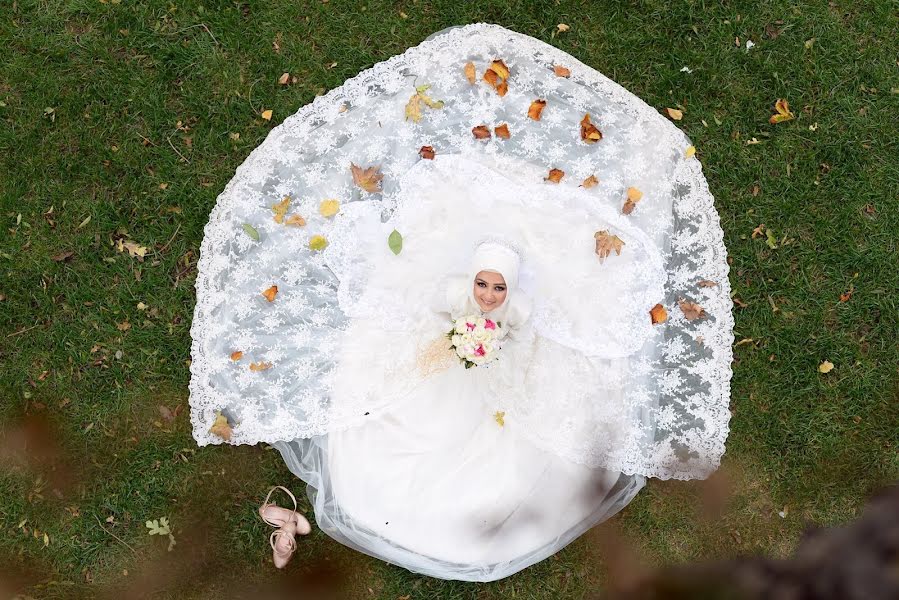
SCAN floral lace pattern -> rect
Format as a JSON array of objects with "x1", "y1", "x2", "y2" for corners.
[{"x1": 188, "y1": 23, "x2": 734, "y2": 480}]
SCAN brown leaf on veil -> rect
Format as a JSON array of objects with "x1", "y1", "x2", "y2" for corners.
[
  {"x1": 528, "y1": 99, "x2": 547, "y2": 120},
  {"x1": 261, "y1": 285, "x2": 278, "y2": 302},
  {"x1": 464, "y1": 61, "x2": 476, "y2": 84},
  {"x1": 494, "y1": 123, "x2": 511, "y2": 139},
  {"x1": 580, "y1": 113, "x2": 603, "y2": 143},
  {"x1": 650, "y1": 304, "x2": 668, "y2": 324},
  {"x1": 419, "y1": 145, "x2": 435, "y2": 159},
  {"x1": 581, "y1": 175, "x2": 599, "y2": 189},
  {"x1": 209, "y1": 411, "x2": 233, "y2": 441},
  {"x1": 678, "y1": 298, "x2": 707, "y2": 320},
  {"x1": 545, "y1": 168, "x2": 565, "y2": 183},
  {"x1": 483, "y1": 59, "x2": 510, "y2": 96},
  {"x1": 350, "y1": 162, "x2": 383, "y2": 193},
  {"x1": 553, "y1": 65, "x2": 571, "y2": 77},
  {"x1": 271, "y1": 196, "x2": 290, "y2": 224},
  {"x1": 622, "y1": 187, "x2": 643, "y2": 215},
  {"x1": 472, "y1": 125, "x2": 492, "y2": 139},
  {"x1": 594, "y1": 230, "x2": 625, "y2": 261}
]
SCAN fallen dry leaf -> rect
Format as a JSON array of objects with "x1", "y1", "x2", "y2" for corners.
[
  {"x1": 482, "y1": 59, "x2": 510, "y2": 96},
  {"x1": 52, "y1": 250, "x2": 74, "y2": 262},
  {"x1": 494, "y1": 123, "x2": 511, "y2": 139},
  {"x1": 665, "y1": 107, "x2": 684, "y2": 120},
  {"x1": 405, "y1": 84, "x2": 445, "y2": 123},
  {"x1": 697, "y1": 279, "x2": 718, "y2": 288},
  {"x1": 581, "y1": 175, "x2": 599, "y2": 189},
  {"x1": 464, "y1": 61, "x2": 476, "y2": 84},
  {"x1": 419, "y1": 145, "x2": 435, "y2": 159},
  {"x1": 116, "y1": 321, "x2": 131, "y2": 332},
  {"x1": 622, "y1": 187, "x2": 643, "y2": 215},
  {"x1": 472, "y1": 125, "x2": 492, "y2": 139},
  {"x1": 685, "y1": 145, "x2": 696, "y2": 158},
  {"x1": 319, "y1": 199, "x2": 340, "y2": 217},
  {"x1": 309, "y1": 235, "x2": 328, "y2": 251},
  {"x1": 278, "y1": 72, "x2": 290, "y2": 85},
  {"x1": 678, "y1": 298, "x2": 706, "y2": 320},
  {"x1": 580, "y1": 113, "x2": 602, "y2": 143},
  {"x1": 594, "y1": 230, "x2": 625, "y2": 262},
  {"x1": 557, "y1": 23, "x2": 570, "y2": 33},
  {"x1": 839, "y1": 286, "x2": 853, "y2": 302},
  {"x1": 261, "y1": 109, "x2": 273, "y2": 121},
  {"x1": 285, "y1": 214, "x2": 306, "y2": 227},
  {"x1": 769, "y1": 98, "x2": 794, "y2": 124},
  {"x1": 350, "y1": 162, "x2": 383, "y2": 193},
  {"x1": 209, "y1": 410, "x2": 232, "y2": 441},
  {"x1": 271, "y1": 196, "x2": 290, "y2": 224},
  {"x1": 494, "y1": 411, "x2": 505, "y2": 426},
  {"x1": 119, "y1": 240, "x2": 149, "y2": 258},
  {"x1": 249, "y1": 361, "x2": 273, "y2": 372},
  {"x1": 230, "y1": 351, "x2": 243, "y2": 361},
  {"x1": 528, "y1": 99, "x2": 547, "y2": 120},
  {"x1": 545, "y1": 168, "x2": 564, "y2": 183},
  {"x1": 553, "y1": 65, "x2": 571, "y2": 77},
  {"x1": 261, "y1": 285, "x2": 278, "y2": 302},
  {"x1": 818, "y1": 360, "x2": 834, "y2": 374},
  {"x1": 650, "y1": 303, "x2": 668, "y2": 324}
]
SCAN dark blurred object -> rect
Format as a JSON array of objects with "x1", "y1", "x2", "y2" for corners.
[{"x1": 609, "y1": 483, "x2": 899, "y2": 600}]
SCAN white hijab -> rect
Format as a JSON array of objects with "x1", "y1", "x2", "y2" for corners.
[{"x1": 446, "y1": 241, "x2": 532, "y2": 330}]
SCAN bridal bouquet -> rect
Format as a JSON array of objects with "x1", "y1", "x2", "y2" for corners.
[{"x1": 447, "y1": 315, "x2": 503, "y2": 368}]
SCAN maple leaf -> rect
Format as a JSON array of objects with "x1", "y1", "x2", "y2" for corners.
[
  {"x1": 249, "y1": 361, "x2": 273, "y2": 372},
  {"x1": 665, "y1": 107, "x2": 684, "y2": 120},
  {"x1": 769, "y1": 98, "x2": 794, "y2": 124},
  {"x1": 119, "y1": 240, "x2": 149, "y2": 258},
  {"x1": 261, "y1": 285, "x2": 278, "y2": 302},
  {"x1": 650, "y1": 303, "x2": 668, "y2": 324},
  {"x1": 553, "y1": 65, "x2": 571, "y2": 77},
  {"x1": 419, "y1": 145, "x2": 435, "y2": 159},
  {"x1": 404, "y1": 84, "x2": 445, "y2": 123},
  {"x1": 319, "y1": 199, "x2": 340, "y2": 217},
  {"x1": 230, "y1": 351, "x2": 243, "y2": 361},
  {"x1": 622, "y1": 187, "x2": 643, "y2": 215},
  {"x1": 580, "y1": 113, "x2": 602, "y2": 143},
  {"x1": 472, "y1": 125, "x2": 491, "y2": 139},
  {"x1": 350, "y1": 162, "x2": 383, "y2": 193},
  {"x1": 581, "y1": 175, "x2": 599, "y2": 189},
  {"x1": 678, "y1": 298, "x2": 706, "y2": 320},
  {"x1": 464, "y1": 61, "x2": 476, "y2": 84},
  {"x1": 528, "y1": 99, "x2": 547, "y2": 120},
  {"x1": 285, "y1": 214, "x2": 306, "y2": 227},
  {"x1": 209, "y1": 410, "x2": 232, "y2": 441},
  {"x1": 545, "y1": 168, "x2": 564, "y2": 183},
  {"x1": 271, "y1": 196, "x2": 290, "y2": 224},
  {"x1": 594, "y1": 230, "x2": 625, "y2": 262},
  {"x1": 494, "y1": 123, "x2": 511, "y2": 139},
  {"x1": 309, "y1": 235, "x2": 328, "y2": 251}
]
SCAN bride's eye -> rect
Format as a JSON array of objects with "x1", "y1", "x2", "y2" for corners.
[
  {"x1": 477, "y1": 281, "x2": 487, "y2": 288},
  {"x1": 494, "y1": 286, "x2": 505, "y2": 292}
]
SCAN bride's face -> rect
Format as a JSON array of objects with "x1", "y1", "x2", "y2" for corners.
[{"x1": 473, "y1": 271, "x2": 507, "y2": 312}]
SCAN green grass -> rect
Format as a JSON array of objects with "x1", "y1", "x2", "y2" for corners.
[{"x1": 1, "y1": 0, "x2": 897, "y2": 597}]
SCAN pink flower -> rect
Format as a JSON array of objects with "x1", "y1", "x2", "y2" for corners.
[
  {"x1": 484, "y1": 319, "x2": 496, "y2": 330},
  {"x1": 466, "y1": 322, "x2": 475, "y2": 331},
  {"x1": 474, "y1": 344, "x2": 486, "y2": 357}
]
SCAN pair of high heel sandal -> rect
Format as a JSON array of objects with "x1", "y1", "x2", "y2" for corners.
[{"x1": 258, "y1": 485, "x2": 312, "y2": 568}]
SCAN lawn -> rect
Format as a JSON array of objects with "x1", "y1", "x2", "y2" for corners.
[{"x1": 1, "y1": 0, "x2": 897, "y2": 598}]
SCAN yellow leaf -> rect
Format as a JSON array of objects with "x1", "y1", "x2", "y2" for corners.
[
  {"x1": 464, "y1": 61, "x2": 476, "y2": 84},
  {"x1": 488, "y1": 59, "x2": 510, "y2": 81},
  {"x1": 309, "y1": 235, "x2": 328, "y2": 251},
  {"x1": 285, "y1": 214, "x2": 306, "y2": 227},
  {"x1": 278, "y1": 72, "x2": 290, "y2": 85},
  {"x1": 121, "y1": 240, "x2": 149, "y2": 258},
  {"x1": 594, "y1": 230, "x2": 625, "y2": 262},
  {"x1": 557, "y1": 23, "x2": 570, "y2": 32},
  {"x1": 685, "y1": 145, "x2": 696, "y2": 158},
  {"x1": 494, "y1": 411, "x2": 505, "y2": 426},
  {"x1": 622, "y1": 187, "x2": 643, "y2": 215},
  {"x1": 261, "y1": 109, "x2": 273, "y2": 121},
  {"x1": 319, "y1": 199, "x2": 340, "y2": 217},
  {"x1": 209, "y1": 410, "x2": 232, "y2": 441},
  {"x1": 769, "y1": 98, "x2": 794, "y2": 124},
  {"x1": 818, "y1": 360, "x2": 834, "y2": 374},
  {"x1": 271, "y1": 196, "x2": 290, "y2": 224},
  {"x1": 249, "y1": 361, "x2": 272, "y2": 372},
  {"x1": 404, "y1": 94, "x2": 422, "y2": 122},
  {"x1": 665, "y1": 107, "x2": 684, "y2": 120}
]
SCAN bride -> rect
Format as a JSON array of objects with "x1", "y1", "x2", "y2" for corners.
[{"x1": 188, "y1": 23, "x2": 734, "y2": 581}]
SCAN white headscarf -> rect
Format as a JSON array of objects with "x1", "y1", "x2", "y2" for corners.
[{"x1": 446, "y1": 241, "x2": 531, "y2": 329}]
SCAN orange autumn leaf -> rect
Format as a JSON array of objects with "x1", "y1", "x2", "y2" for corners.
[
  {"x1": 419, "y1": 145, "x2": 435, "y2": 159},
  {"x1": 650, "y1": 303, "x2": 668, "y2": 324},
  {"x1": 208, "y1": 410, "x2": 232, "y2": 441},
  {"x1": 769, "y1": 98, "x2": 795, "y2": 124},
  {"x1": 678, "y1": 298, "x2": 706, "y2": 320},
  {"x1": 622, "y1": 187, "x2": 643, "y2": 215},
  {"x1": 489, "y1": 59, "x2": 510, "y2": 80},
  {"x1": 580, "y1": 113, "x2": 602, "y2": 143},
  {"x1": 483, "y1": 68, "x2": 499, "y2": 88},
  {"x1": 697, "y1": 279, "x2": 718, "y2": 288},
  {"x1": 496, "y1": 81, "x2": 508, "y2": 97},
  {"x1": 261, "y1": 285, "x2": 278, "y2": 302},
  {"x1": 528, "y1": 99, "x2": 547, "y2": 120},
  {"x1": 249, "y1": 361, "x2": 273, "y2": 372},
  {"x1": 285, "y1": 214, "x2": 306, "y2": 227},
  {"x1": 230, "y1": 351, "x2": 244, "y2": 361},
  {"x1": 350, "y1": 162, "x2": 383, "y2": 193},
  {"x1": 594, "y1": 230, "x2": 625, "y2": 262},
  {"x1": 472, "y1": 125, "x2": 492, "y2": 139},
  {"x1": 545, "y1": 168, "x2": 564, "y2": 183},
  {"x1": 665, "y1": 107, "x2": 684, "y2": 120},
  {"x1": 464, "y1": 61, "x2": 476, "y2": 84},
  {"x1": 553, "y1": 65, "x2": 571, "y2": 77},
  {"x1": 581, "y1": 175, "x2": 599, "y2": 189},
  {"x1": 494, "y1": 123, "x2": 511, "y2": 139},
  {"x1": 271, "y1": 196, "x2": 290, "y2": 224}
]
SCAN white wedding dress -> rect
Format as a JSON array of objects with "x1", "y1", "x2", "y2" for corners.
[{"x1": 187, "y1": 23, "x2": 734, "y2": 581}]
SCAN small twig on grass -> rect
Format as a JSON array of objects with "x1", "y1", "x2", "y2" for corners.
[
  {"x1": 94, "y1": 515, "x2": 137, "y2": 555},
  {"x1": 166, "y1": 134, "x2": 191, "y2": 164},
  {"x1": 159, "y1": 223, "x2": 182, "y2": 253}
]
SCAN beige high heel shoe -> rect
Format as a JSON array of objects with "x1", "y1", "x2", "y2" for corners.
[{"x1": 258, "y1": 485, "x2": 312, "y2": 534}]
